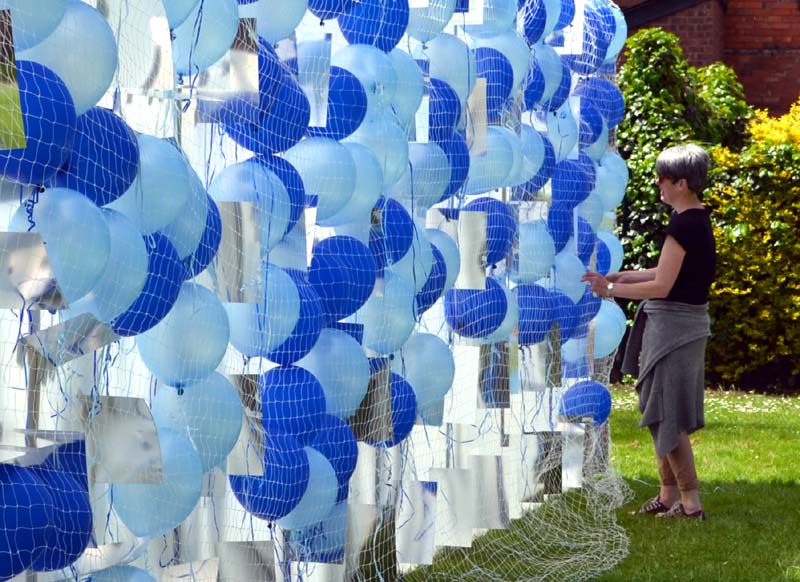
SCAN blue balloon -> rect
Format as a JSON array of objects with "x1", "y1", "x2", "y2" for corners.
[
  {"x1": 260, "y1": 154, "x2": 306, "y2": 232},
  {"x1": 560, "y1": 379, "x2": 612, "y2": 425},
  {"x1": 444, "y1": 277, "x2": 508, "y2": 339},
  {"x1": 552, "y1": 289, "x2": 581, "y2": 343},
  {"x1": 47, "y1": 107, "x2": 138, "y2": 205},
  {"x1": 172, "y1": 0, "x2": 240, "y2": 75},
  {"x1": 0, "y1": 61, "x2": 76, "y2": 186},
  {"x1": 546, "y1": 201, "x2": 573, "y2": 253},
  {"x1": 306, "y1": 66, "x2": 368, "y2": 141},
  {"x1": 522, "y1": 61, "x2": 545, "y2": 111},
  {"x1": 575, "y1": 286, "x2": 602, "y2": 327},
  {"x1": 309, "y1": 0, "x2": 355, "y2": 19},
  {"x1": 40, "y1": 440, "x2": 88, "y2": 490},
  {"x1": 310, "y1": 235, "x2": 377, "y2": 325},
  {"x1": 267, "y1": 270, "x2": 324, "y2": 365},
  {"x1": 184, "y1": 195, "x2": 222, "y2": 278},
  {"x1": 555, "y1": 0, "x2": 576, "y2": 30},
  {"x1": 579, "y1": 101, "x2": 606, "y2": 147},
  {"x1": 163, "y1": 0, "x2": 202, "y2": 28},
  {"x1": 111, "y1": 233, "x2": 187, "y2": 337},
  {"x1": 463, "y1": 197, "x2": 516, "y2": 266},
  {"x1": 310, "y1": 414, "x2": 358, "y2": 502},
  {"x1": 564, "y1": 7, "x2": 610, "y2": 76},
  {"x1": 344, "y1": 115, "x2": 409, "y2": 187},
  {"x1": 2, "y1": 0, "x2": 67, "y2": 52},
  {"x1": 514, "y1": 219, "x2": 556, "y2": 282},
  {"x1": 415, "y1": 244, "x2": 447, "y2": 315},
  {"x1": 365, "y1": 372, "x2": 418, "y2": 448},
  {"x1": 573, "y1": 216, "x2": 597, "y2": 265},
  {"x1": 596, "y1": 237, "x2": 611, "y2": 275},
  {"x1": 542, "y1": 60, "x2": 571, "y2": 112},
  {"x1": 260, "y1": 365, "x2": 327, "y2": 446},
  {"x1": 574, "y1": 77, "x2": 625, "y2": 129},
  {"x1": 369, "y1": 197, "x2": 414, "y2": 270},
  {"x1": 356, "y1": 271, "x2": 417, "y2": 355},
  {"x1": 160, "y1": 170, "x2": 209, "y2": 260},
  {"x1": 434, "y1": 131, "x2": 470, "y2": 200},
  {"x1": 522, "y1": 0, "x2": 547, "y2": 44},
  {"x1": 474, "y1": 47, "x2": 514, "y2": 123},
  {"x1": 0, "y1": 464, "x2": 54, "y2": 579},
  {"x1": 229, "y1": 433, "x2": 310, "y2": 521},
  {"x1": 513, "y1": 130, "x2": 555, "y2": 199},
  {"x1": 426, "y1": 32, "x2": 477, "y2": 105},
  {"x1": 338, "y1": 0, "x2": 409, "y2": 52},
  {"x1": 596, "y1": 228, "x2": 624, "y2": 274},
  {"x1": 429, "y1": 78, "x2": 462, "y2": 143},
  {"x1": 29, "y1": 467, "x2": 92, "y2": 572},
  {"x1": 516, "y1": 283, "x2": 556, "y2": 345},
  {"x1": 277, "y1": 447, "x2": 338, "y2": 531},
  {"x1": 396, "y1": 332, "x2": 454, "y2": 410},
  {"x1": 389, "y1": 48, "x2": 425, "y2": 126},
  {"x1": 593, "y1": 299, "x2": 627, "y2": 358},
  {"x1": 87, "y1": 565, "x2": 156, "y2": 582},
  {"x1": 551, "y1": 158, "x2": 595, "y2": 207}
]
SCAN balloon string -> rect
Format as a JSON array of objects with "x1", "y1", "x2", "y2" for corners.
[{"x1": 23, "y1": 187, "x2": 40, "y2": 232}]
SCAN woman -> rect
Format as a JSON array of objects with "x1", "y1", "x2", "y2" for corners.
[{"x1": 582, "y1": 144, "x2": 715, "y2": 519}]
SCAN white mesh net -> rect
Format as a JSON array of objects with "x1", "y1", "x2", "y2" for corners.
[{"x1": 0, "y1": 0, "x2": 633, "y2": 580}]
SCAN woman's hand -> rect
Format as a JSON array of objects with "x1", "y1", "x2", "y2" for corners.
[{"x1": 582, "y1": 271, "x2": 611, "y2": 297}]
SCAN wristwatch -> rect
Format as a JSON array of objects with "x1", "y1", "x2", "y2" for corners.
[{"x1": 606, "y1": 282, "x2": 614, "y2": 297}]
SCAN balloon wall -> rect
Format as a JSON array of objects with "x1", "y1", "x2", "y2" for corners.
[{"x1": 0, "y1": 0, "x2": 630, "y2": 580}]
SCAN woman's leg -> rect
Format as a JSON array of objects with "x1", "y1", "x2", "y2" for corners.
[
  {"x1": 666, "y1": 432, "x2": 702, "y2": 512},
  {"x1": 657, "y1": 454, "x2": 680, "y2": 506}
]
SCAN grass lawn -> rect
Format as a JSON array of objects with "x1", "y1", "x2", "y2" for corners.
[{"x1": 598, "y1": 386, "x2": 800, "y2": 581}]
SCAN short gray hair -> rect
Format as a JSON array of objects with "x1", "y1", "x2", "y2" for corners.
[{"x1": 655, "y1": 144, "x2": 710, "y2": 194}]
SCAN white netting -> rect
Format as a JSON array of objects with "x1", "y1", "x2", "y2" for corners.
[{"x1": 0, "y1": 0, "x2": 633, "y2": 581}]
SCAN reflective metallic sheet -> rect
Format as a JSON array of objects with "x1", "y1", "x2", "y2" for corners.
[
  {"x1": 0, "y1": 232, "x2": 67, "y2": 310},
  {"x1": 479, "y1": 342, "x2": 511, "y2": 409},
  {"x1": 466, "y1": 78, "x2": 488, "y2": 155},
  {"x1": 178, "y1": 496, "x2": 225, "y2": 562},
  {"x1": 24, "y1": 313, "x2": 119, "y2": 367},
  {"x1": 269, "y1": 210, "x2": 311, "y2": 272},
  {"x1": 561, "y1": 421, "x2": 586, "y2": 492},
  {"x1": 66, "y1": 540, "x2": 149, "y2": 578},
  {"x1": 80, "y1": 395, "x2": 163, "y2": 484},
  {"x1": 226, "y1": 374, "x2": 264, "y2": 476},
  {"x1": 351, "y1": 358, "x2": 393, "y2": 445},
  {"x1": 348, "y1": 442, "x2": 378, "y2": 507},
  {"x1": 429, "y1": 468, "x2": 477, "y2": 548},
  {"x1": 218, "y1": 541, "x2": 276, "y2": 582},
  {"x1": 520, "y1": 387, "x2": 565, "y2": 434},
  {"x1": 454, "y1": 210, "x2": 487, "y2": 290},
  {"x1": 469, "y1": 455, "x2": 511, "y2": 530},
  {"x1": 297, "y1": 35, "x2": 332, "y2": 128},
  {"x1": 213, "y1": 202, "x2": 264, "y2": 304},
  {"x1": 443, "y1": 345, "x2": 480, "y2": 425},
  {"x1": 161, "y1": 559, "x2": 219, "y2": 582},
  {"x1": 396, "y1": 480, "x2": 437, "y2": 567}
]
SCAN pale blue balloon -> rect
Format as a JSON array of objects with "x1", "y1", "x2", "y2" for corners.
[
  {"x1": 151, "y1": 372, "x2": 243, "y2": 472},
  {"x1": 532, "y1": 42, "x2": 563, "y2": 104},
  {"x1": 468, "y1": 30, "x2": 531, "y2": 91},
  {"x1": 407, "y1": 0, "x2": 456, "y2": 43},
  {"x1": 386, "y1": 225, "x2": 434, "y2": 294},
  {"x1": 425, "y1": 33, "x2": 477, "y2": 105},
  {"x1": 163, "y1": 0, "x2": 201, "y2": 28},
  {"x1": 595, "y1": 151, "x2": 629, "y2": 212},
  {"x1": 562, "y1": 334, "x2": 587, "y2": 364},
  {"x1": 583, "y1": 116, "x2": 609, "y2": 163},
  {"x1": 484, "y1": 281, "x2": 518, "y2": 343},
  {"x1": 577, "y1": 191, "x2": 604, "y2": 231},
  {"x1": 597, "y1": 228, "x2": 623, "y2": 273},
  {"x1": 67, "y1": 209, "x2": 148, "y2": 323},
  {"x1": 113, "y1": 428, "x2": 203, "y2": 537},
  {"x1": 107, "y1": 135, "x2": 192, "y2": 235},
  {"x1": 11, "y1": 187, "x2": 110, "y2": 303},
  {"x1": 18, "y1": 0, "x2": 117, "y2": 115},
  {"x1": 541, "y1": 0, "x2": 562, "y2": 37},
  {"x1": 136, "y1": 282, "x2": 230, "y2": 387},
  {"x1": 426, "y1": 228, "x2": 460, "y2": 292},
  {"x1": 332, "y1": 44, "x2": 398, "y2": 115},
  {"x1": 603, "y1": 2, "x2": 628, "y2": 64},
  {"x1": 88, "y1": 566, "x2": 156, "y2": 582},
  {"x1": 172, "y1": 0, "x2": 239, "y2": 75},
  {"x1": 554, "y1": 251, "x2": 587, "y2": 303},
  {"x1": 281, "y1": 138, "x2": 356, "y2": 226},
  {"x1": 593, "y1": 299, "x2": 626, "y2": 358},
  {"x1": 296, "y1": 328, "x2": 370, "y2": 419},
  {"x1": 161, "y1": 169, "x2": 209, "y2": 259},
  {"x1": 277, "y1": 447, "x2": 338, "y2": 531},
  {"x1": 546, "y1": 104, "x2": 578, "y2": 162},
  {"x1": 344, "y1": 115, "x2": 409, "y2": 187},
  {"x1": 240, "y1": 0, "x2": 308, "y2": 44},
  {"x1": 326, "y1": 143, "x2": 383, "y2": 227},
  {"x1": 513, "y1": 124, "x2": 547, "y2": 186},
  {"x1": 401, "y1": 141, "x2": 451, "y2": 211},
  {"x1": 464, "y1": 126, "x2": 515, "y2": 194},
  {"x1": 394, "y1": 333, "x2": 454, "y2": 409},
  {"x1": 0, "y1": 0, "x2": 67, "y2": 51},
  {"x1": 225, "y1": 264, "x2": 301, "y2": 358},
  {"x1": 389, "y1": 48, "x2": 425, "y2": 127},
  {"x1": 464, "y1": 0, "x2": 517, "y2": 38},
  {"x1": 208, "y1": 159, "x2": 292, "y2": 254},
  {"x1": 515, "y1": 220, "x2": 556, "y2": 283},
  {"x1": 496, "y1": 126, "x2": 524, "y2": 188},
  {"x1": 350, "y1": 272, "x2": 416, "y2": 355}
]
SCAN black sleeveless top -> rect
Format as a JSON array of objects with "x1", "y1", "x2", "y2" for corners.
[{"x1": 664, "y1": 208, "x2": 716, "y2": 304}]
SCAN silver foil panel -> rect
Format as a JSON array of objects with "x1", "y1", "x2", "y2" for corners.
[
  {"x1": 561, "y1": 421, "x2": 586, "y2": 492},
  {"x1": 443, "y1": 344, "x2": 480, "y2": 425},
  {"x1": 396, "y1": 480, "x2": 437, "y2": 567},
  {"x1": 213, "y1": 201, "x2": 264, "y2": 304},
  {"x1": 454, "y1": 210, "x2": 487, "y2": 290},
  {"x1": 218, "y1": 541, "x2": 276, "y2": 582},
  {"x1": 24, "y1": 313, "x2": 120, "y2": 367},
  {"x1": 269, "y1": 209, "x2": 312, "y2": 272},
  {"x1": 0, "y1": 231, "x2": 67, "y2": 309},
  {"x1": 469, "y1": 455, "x2": 511, "y2": 530},
  {"x1": 226, "y1": 374, "x2": 264, "y2": 476},
  {"x1": 351, "y1": 358, "x2": 393, "y2": 445},
  {"x1": 429, "y1": 468, "x2": 476, "y2": 549},
  {"x1": 161, "y1": 559, "x2": 219, "y2": 582},
  {"x1": 479, "y1": 342, "x2": 511, "y2": 409}
]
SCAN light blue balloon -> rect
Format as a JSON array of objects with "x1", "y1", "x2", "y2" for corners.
[
  {"x1": 277, "y1": 447, "x2": 338, "y2": 531},
  {"x1": 532, "y1": 42, "x2": 563, "y2": 104},
  {"x1": 225, "y1": 264, "x2": 301, "y2": 358},
  {"x1": 332, "y1": 44, "x2": 398, "y2": 115},
  {"x1": 67, "y1": 209, "x2": 148, "y2": 323},
  {"x1": 88, "y1": 566, "x2": 156, "y2": 582},
  {"x1": 595, "y1": 151, "x2": 629, "y2": 212},
  {"x1": 281, "y1": 138, "x2": 356, "y2": 226},
  {"x1": 161, "y1": 169, "x2": 209, "y2": 259},
  {"x1": 593, "y1": 299, "x2": 626, "y2": 358},
  {"x1": 18, "y1": 1, "x2": 117, "y2": 115},
  {"x1": 577, "y1": 191, "x2": 604, "y2": 231},
  {"x1": 496, "y1": 126, "x2": 524, "y2": 188},
  {"x1": 290, "y1": 500, "x2": 348, "y2": 562},
  {"x1": 402, "y1": 141, "x2": 452, "y2": 211},
  {"x1": 172, "y1": 0, "x2": 239, "y2": 75},
  {"x1": 394, "y1": 333, "x2": 454, "y2": 409},
  {"x1": 583, "y1": 116, "x2": 609, "y2": 163},
  {"x1": 296, "y1": 328, "x2": 370, "y2": 419},
  {"x1": 208, "y1": 158, "x2": 292, "y2": 254},
  {"x1": 484, "y1": 282, "x2": 518, "y2": 343},
  {"x1": 513, "y1": 124, "x2": 547, "y2": 186},
  {"x1": 113, "y1": 428, "x2": 203, "y2": 537},
  {"x1": 407, "y1": 0, "x2": 456, "y2": 43},
  {"x1": 464, "y1": 126, "x2": 516, "y2": 194},
  {"x1": 546, "y1": 104, "x2": 578, "y2": 162},
  {"x1": 468, "y1": 30, "x2": 531, "y2": 92},
  {"x1": 389, "y1": 48, "x2": 425, "y2": 127},
  {"x1": 464, "y1": 0, "x2": 517, "y2": 38},
  {"x1": 603, "y1": 2, "x2": 628, "y2": 64},
  {"x1": 107, "y1": 135, "x2": 192, "y2": 234},
  {"x1": 350, "y1": 271, "x2": 416, "y2": 355},
  {"x1": 425, "y1": 33, "x2": 477, "y2": 105},
  {"x1": 240, "y1": 0, "x2": 308, "y2": 44},
  {"x1": 344, "y1": 115, "x2": 409, "y2": 187},
  {"x1": 136, "y1": 282, "x2": 230, "y2": 387},
  {"x1": 386, "y1": 225, "x2": 434, "y2": 294},
  {"x1": 163, "y1": 0, "x2": 200, "y2": 28},
  {"x1": 326, "y1": 143, "x2": 383, "y2": 227},
  {"x1": 541, "y1": 0, "x2": 562, "y2": 37},
  {"x1": 10, "y1": 187, "x2": 110, "y2": 304},
  {"x1": 515, "y1": 220, "x2": 556, "y2": 283},
  {"x1": 597, "y1": 228, "x2": 623, "y2": 273},
  {"x1": 554, "y1": 251, "x2": 587, "y2": 303},
  {"x1": 426, "y1": 228, "x2": 460, "y2": 292},
  {"x1": 0, "y1": 0, "x2": 67, "y2": 51},
  {"x1": 151, "y1": 372, "x2": 243, "y2": 472}
]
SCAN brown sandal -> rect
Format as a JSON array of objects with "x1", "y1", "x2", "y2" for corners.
[
  {"x1": 656, "y1": 501, "x2": 707, "y2": 520},
  {"x1": 632, "y1": 495, "x2": 671, "y2": 515}
]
